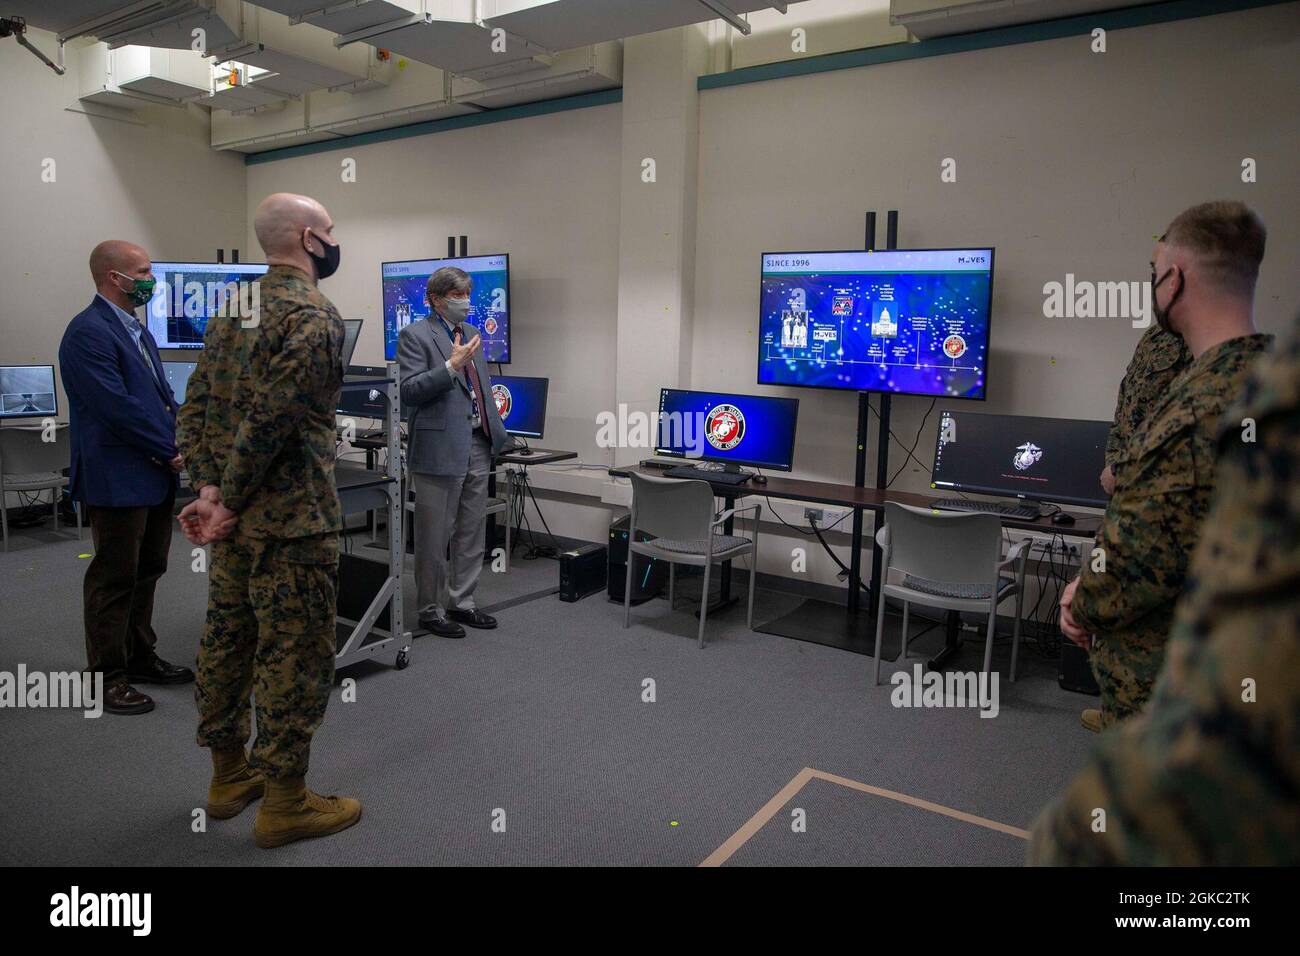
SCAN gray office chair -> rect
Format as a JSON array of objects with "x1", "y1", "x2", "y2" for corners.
[
  {"x1": 622, "y1": 471, "x2": 761, "y2": 648},
  {"x1": 0, "y1": 424, "x2": 81, "y2": 552},
  {"x1": 872, "y1": 501, "x2": 1030, "y2": 685}
]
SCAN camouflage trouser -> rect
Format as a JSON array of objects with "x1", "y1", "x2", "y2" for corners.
[
  {"x1": 1090, "y1": 631, "x2": 1167, "y2": 729},
  {"x1": 195, "y1": 531, "x2": 338, "y2": 779}
]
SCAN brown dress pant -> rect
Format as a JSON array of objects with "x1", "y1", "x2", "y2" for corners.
[{"x1": 84, "y1": 494, "x2": 175, "y2": 686}]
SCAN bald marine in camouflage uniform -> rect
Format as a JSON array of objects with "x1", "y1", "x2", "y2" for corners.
[
  {"x1": 177, "y1": 192, "x2": 360, "y2": 848},
  {"x1": 1031, "y1": 310, "x2": 1300, "y2": 864},
  {"x1": 1061, "y1": 200, "x2": 1271, "y2": 730},
  {"x1": 1102, "y1": 326, "x2": 1191, "y2": 484}
]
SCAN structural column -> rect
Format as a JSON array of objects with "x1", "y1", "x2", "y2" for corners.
[{"x1": 612, "y1": 24, "x2": 711, "y2": 465}]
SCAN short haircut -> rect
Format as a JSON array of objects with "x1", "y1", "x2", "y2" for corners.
[
  {"x1": 1163, "y1": 200, "x2": 1266, "y2": 297},
  {"x1": 426, "y1": 267, "x2": 472, "y2": 300}
]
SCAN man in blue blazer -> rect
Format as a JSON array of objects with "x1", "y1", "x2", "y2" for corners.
[{"x1": 58, "y1": 240, "x2": 194, "y2": 716}]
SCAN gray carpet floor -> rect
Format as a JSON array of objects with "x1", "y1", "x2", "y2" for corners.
[{"x1": 0, "y1": 519, "x2": 1095, "y2": 866}]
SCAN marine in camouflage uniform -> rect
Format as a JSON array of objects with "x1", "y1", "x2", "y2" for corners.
[
  {"x1": 1072, "y1": 332, "x2": 1272, "y2": 729},
  {"x1": 1104, "y1": 326, "x2": 1192, "y2": 474},
  {"x1": 176, "y1": 264, "x2": 345, "y2": 778},
  {"x1": 1031, "y1": 314, "x2": 1299, "y2": 864}
]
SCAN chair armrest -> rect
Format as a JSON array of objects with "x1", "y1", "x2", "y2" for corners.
[
  {"x1": 997, "y1": 537, "x2": 1034, "y2": 575},
  {"x1": 875, "y1": 524, "x2": 890, "y2": 549},
  {"x1": 711, "y1": 503, "x2": 761, "y2": 528}
]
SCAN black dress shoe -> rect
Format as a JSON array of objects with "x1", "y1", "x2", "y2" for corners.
[
  {"x1": 419, "y1": 617, "x2": 466, "y2": 639},
  {"x1": 104, "y1": 683, "x2": 155, "y2": 716},
  {"x1": 447, "y1": 608, "x2": 497, "y2": 630},
  {"x1": 127, "y1": 655, "x2": 195, "y2": 685}
]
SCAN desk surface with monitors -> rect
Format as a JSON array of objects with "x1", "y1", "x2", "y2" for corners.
[
  {"x1": 0, "y1": 364, "x2": 57, "y2": 420},
  {"x1": 757, "y1": 248, "x2": 994, "y2": 400},
  {"x1": 929, "y1": 409, "x2": 1111, "y2": 509}
]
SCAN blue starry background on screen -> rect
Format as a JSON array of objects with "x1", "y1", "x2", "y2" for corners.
[
  {"x1": 757, "y1": 267, "x2": 991, "y2": 399},
  {"x1": 381, "y1": 256, "x2": 510, "y2": 362}
]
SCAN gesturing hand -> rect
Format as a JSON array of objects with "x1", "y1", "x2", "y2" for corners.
[{"x1": 448, "y1": 331, "x2": 482, "y2": 372}]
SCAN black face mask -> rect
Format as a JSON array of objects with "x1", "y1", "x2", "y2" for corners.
[
  {"x1": 1151, "y1": 266, "x2": 1183, "y2": 334},
  {"x1": 305, "y1": 230, "x2": 340, "y2": 280}
]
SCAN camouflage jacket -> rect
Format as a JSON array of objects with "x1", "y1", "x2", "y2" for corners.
[
  {"x1": 176, "y1": 265, "x2": 344, "y2": 539},
  {"x1": 1030, "y1": 317, "x2": 1298, "y2": 865},
  {"x1": 1105, "y1": 326, "x2": 1192, "y2": 470},
  {"x1": 1071, "y1": 333, "x2": 1273, "y2": 649}
]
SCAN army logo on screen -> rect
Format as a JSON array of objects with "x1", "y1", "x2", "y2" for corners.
[
  {"x1": 492, "y1": 383, "x2": 512, "y2": 421},
  {"x1": 706, "y1": 404, "x2": 745, "y2": 452},
  {"x1": 1013, "y1": 442, "x2": 1043, "y2": 472}
]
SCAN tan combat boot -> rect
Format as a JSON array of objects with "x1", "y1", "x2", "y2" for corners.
[
  {"x1": 253, "y1": 776, "x2": 362, "y2": 849},
  {"x1": 208, "y1": 748, "x2": 266, "y2": 819},
  {"x1": 1080, "y1": 708, "x2": 1102, "y2": 733}
]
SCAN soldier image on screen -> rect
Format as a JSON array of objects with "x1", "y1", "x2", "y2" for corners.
[{"x1": 175, "y1": 192, "x2": 362, "y2": 849}]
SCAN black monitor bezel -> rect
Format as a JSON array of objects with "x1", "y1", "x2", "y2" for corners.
[
  {"x1": 491, "y1": 374, "x2": 548, "y2": 439},
  {"x1": 0, "y1": 364, "x2": 58, "y2": 421},
  {"x1": 929, "y1": 408, "x2": 1111, "y2": 509},
  {"x1": 380, "y1": 253, "x2": 512, "y2": 365},
  {"x1": 755, "y1": 246, "x2": 996, "y2": 401},
  {"x1": 655, "y1": 387, "x2": 800, "y2": 473},
  {"x1": 148, "y1": 260, "x2": 271, "y2": 351}
]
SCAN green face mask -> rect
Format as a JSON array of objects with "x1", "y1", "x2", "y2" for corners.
[{"x1": 112, "y1": 271, "x2": 156, "y2": 307}]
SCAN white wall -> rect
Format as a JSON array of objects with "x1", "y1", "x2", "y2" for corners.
[
  {"x1": 692, "y1": 2, "x2": 1300, "y2": 585},
  {"x1": 0, "y1": 32, "x2": 245, "y2": 506},
  {"x1": 244, "y1": 102, "x2": 624, "y2": 544}
]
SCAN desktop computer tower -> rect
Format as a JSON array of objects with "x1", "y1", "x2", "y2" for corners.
[
  {"x1": 607, "y1": 514, "x2": 666, "y2": 605},
  {"x1": 559, "y1": 544, "x2": 607, "y2": 602},
  {"x1": 1058, "y1": 639, "x2": 1101, "y2": 695}
]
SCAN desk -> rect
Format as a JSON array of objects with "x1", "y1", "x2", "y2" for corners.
[
  {"x1": 609, "y1": 465, "x2": 1102, "y2": 660},
  {"x1": 498, "y1": 448, "x2": 578, "y2": 467}
]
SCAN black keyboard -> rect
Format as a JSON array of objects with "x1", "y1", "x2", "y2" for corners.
[
  {"x1": 931, "y1": 498, "x2": 1041, "y2": 520},
  {"x1": 664, "y1": 466, "x2": 752, "y2": 486}
]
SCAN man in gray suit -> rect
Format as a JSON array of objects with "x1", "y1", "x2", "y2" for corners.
[{"x1": 398, "y1": 267, "x2": 510, "y2": 638}]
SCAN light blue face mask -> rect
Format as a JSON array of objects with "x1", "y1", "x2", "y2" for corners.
[{"x1": 440, "y1": 296, "x2": 471, "y2": 324}]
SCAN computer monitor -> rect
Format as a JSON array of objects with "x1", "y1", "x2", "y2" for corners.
[
  {"x1": 162, "y1": 361, "x2": 197, "y2": 404},
  {"x1": 0, "y1": 365, "x2": 57, "y2": 420},
  {"x1": 655, "y1": 388, "x2": 800, "y2": 472},
  {"x1": 341, "y1": 319, "x2": 362, "y2": 370},
  {"x1": 146, "y1": 262, "x2": 270, "y2": 349},
  {"x1": 380, "y1": 254, "x2": 510, "y2": 364},
  {"x1": 757, "y1": 248, "x2": 994, "y2": 400},
  {"x1": 929, "y1": 410, "x2": 1111, "y2": 509},
  {"x1": 490, "y1": 375, "x2": 548, "y2": 439},
  {"x1": 337, "y1": 384, "x2": 405, "y2": 422}
]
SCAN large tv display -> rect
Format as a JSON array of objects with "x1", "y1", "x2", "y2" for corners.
[
  {"x1": 146, "y1": 262, "x2": 269, "y2": 349},
  {"x1": 380, "y1": 254, "x2": 510, "y2": 363},
  {"x1": 757, "y1": 248, "x2": 994, "y2": 400}
]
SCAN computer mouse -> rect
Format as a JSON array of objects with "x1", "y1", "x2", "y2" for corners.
[
  {"x1": 1051, "y1": 511, "x2": 1076, "y2": 526},
  {"x1": 752, "y1": 474, "x2": 768, "y2": 485}
]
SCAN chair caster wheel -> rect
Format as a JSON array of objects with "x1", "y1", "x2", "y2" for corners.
[{"x1": 395, "y1": 650, "x2": 410, "y2": 670}]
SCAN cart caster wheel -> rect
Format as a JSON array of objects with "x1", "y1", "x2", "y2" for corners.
[{"x1": 395, "y1": 650, "x2": 410, "y2": 670}]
